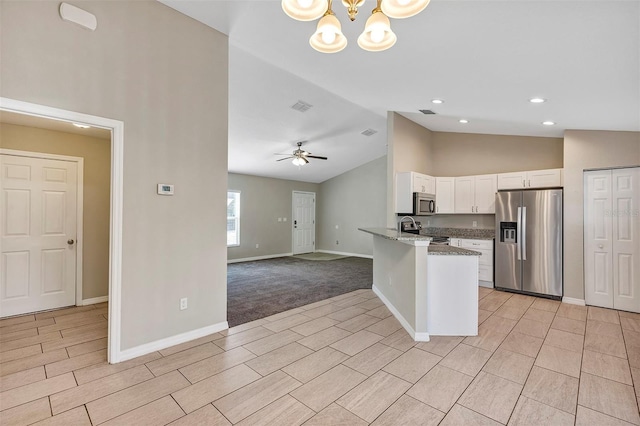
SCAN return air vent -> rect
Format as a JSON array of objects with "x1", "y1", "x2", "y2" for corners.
[
  {"x1": 291, "y1": 100, "x2": 313, "y2": 112},
  {"x1": 419, "y1": 109, "x2": 436, "y2": 115},
  {"x1": 361, "y1": 128, "x2": 377, "y2": 136}
]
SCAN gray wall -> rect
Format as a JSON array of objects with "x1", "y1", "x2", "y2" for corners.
[
  {"x1": 317, "y1": 156, "x2": 387, "y2": 256},
  {"x1": 1, "y1": 123, "x2": 111, "y2": 300},
  {"x1": 563, "y1": 130, "x2": 640, "y2": 300},
  {"x1": 227, "y1": 174, "x2": 318, "y2": 260},
  {"x1": 1, "y1": 1, "x2": 229, "y2": 350}
]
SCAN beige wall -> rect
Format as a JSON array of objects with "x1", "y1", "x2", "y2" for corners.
[
  {"x1": 317, "y1": 156, "x2": 387, "y2": 256},
  {"x1": 227, "y1": 174, "x2": 318, "y2": 260},
  {"x1": 1, "y1": 1, "x2": 229, "y2": 350},
  {"x1": 0, "y1": 123, "x2": 111, "y2": 300},
  {"x1": 563, "y1": 130, "x2": 640, "y2": 300},
  {"x1": 387, "y1": 113, "x2": 434, "y2": 225},
  {"x1": 429, "y1": 132, "x2": 563, "y2": 177}
]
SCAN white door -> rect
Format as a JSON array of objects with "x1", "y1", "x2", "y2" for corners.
[
  {"x1": 585, "y1": 168, "x2": 640, "y2": 312},
  {"x1": 1, "y1": 154, "x2": 78, "y2": 317},
  {"x1": 292, "y1": 191, "x2": 315, "y2": 255},
  {"x1": 611, "y1": 168, "x2": 640, "y2": 312},
  {"x1": 585, "y1": 170, "x2": 614, "y2": 308},
  {"x1": 454, "y1": 177, "x2": 474, "y2": 213},
  {"x1": 475, "y1": 174, "x2": 498, "y2": 214}
]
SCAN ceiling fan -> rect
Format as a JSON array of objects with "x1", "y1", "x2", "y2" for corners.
[{"x1": 276, "y1": 141, "x2": 328, "y2": 166}]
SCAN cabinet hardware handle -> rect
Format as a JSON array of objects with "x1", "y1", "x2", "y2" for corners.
[
  {"x1": 527, "y1": 180, "x2": 531, "y2": 187},
  {"x1": 522, "y1": 180, "x2": 526, "y2": 187}
]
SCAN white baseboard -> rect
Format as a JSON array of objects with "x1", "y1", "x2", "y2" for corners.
[
  {"x1": 316, "y1": 250, "x2": 373, "y2": 259},
  {"x1": 562, "y1": 297, "x2": 586, "y2": 306},
  {"x1": 478, "y1": 281, "x2": 494, "y2": 289},
  {"x1": 81, "y1": 296, "x2": 109, "y2": 306},
  {"x1": 117, "y1": 321, "x2": 228, "y2": 363},
  {"x1": 227, "y1": 253, "x2": 293, "y2": 264},
  {"x1": 372, "y1": 285, "x2": 430, "y2": 342}
]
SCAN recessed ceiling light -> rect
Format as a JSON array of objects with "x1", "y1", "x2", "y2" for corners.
[
  {"x1": 529, "y1": 98, "x2": 546, "y2": 103},
  {"x1": 431, "y1": 99, "x2": 444, "y2": 104},
  {"x1": 542, "y1": 121, "x2": 555, "y2": 126},
  {"x1": 72, "y1": 123, "x2": 90, "y2": 129},
  {"x1": 459, "y1": 119, "x2": 469, "y2": 124}
]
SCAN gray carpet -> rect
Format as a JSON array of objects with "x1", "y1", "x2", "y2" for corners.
[{"x1": 227, "y1": 256, "x2": 373, "y2": 327}]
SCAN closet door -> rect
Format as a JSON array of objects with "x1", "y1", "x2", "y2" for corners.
[
  {"x1": 611, "y1": 168, "x2": 640, "y2": 312},
  {"x1": 584, "y1": 170, "x2": 613, "y2": 308}
]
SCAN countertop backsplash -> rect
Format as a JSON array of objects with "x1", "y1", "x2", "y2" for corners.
[{"x1": 421, "y1": 227, "x2": 495, "y2": 240}]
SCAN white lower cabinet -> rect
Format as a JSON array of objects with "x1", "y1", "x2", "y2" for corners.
[
  {"x1": 450, "y1": 238, "x2": 494, "y2": 287},
  {"x1": 584, "y1": 167, "x2": 640, "y2": 313}
]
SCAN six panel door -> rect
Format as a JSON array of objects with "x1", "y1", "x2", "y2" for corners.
[{"x1": 1, "y1": 154, "x2": 77, "y2": 317}]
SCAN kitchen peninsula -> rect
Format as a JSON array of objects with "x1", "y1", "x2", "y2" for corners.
[{"x1": 359, "y1": 228, "x2": 480, "y2": 342}]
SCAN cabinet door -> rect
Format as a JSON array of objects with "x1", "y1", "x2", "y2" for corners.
[
  {"x1": 454, "y1": 177, "x2": 474, "y2": 213},
  {"x1": 611, "y1": 168, "x2": 640, "y2": 313},
  {"x1": 527, "y1": 169, "x2": 562, "y2": 188},
  {"x1": 497, "y1": 172, "x2": 526, "y2": 190},
  {"x1": 449, "y1": 238, "x2": 461, "y2": 247},
  {"x1": 395, "y1": 172, "x2": 413, "y2": 213},
  {"x1": 424, "y1": 175, "x2": 436, "y2": 195},
  {"x1": 435, "y1": 177, "x2": 455, "y2": 213},
  {"x1": 475, "y1": 174, "x2": 498, "y2": 213},
  {"x1": 412, "y1": 173, "x2": 424, "y2": 193}
]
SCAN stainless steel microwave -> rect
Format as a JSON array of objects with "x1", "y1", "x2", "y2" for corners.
[{"x1": 414, "y1": 192, "x2": 436, "y2": 215}]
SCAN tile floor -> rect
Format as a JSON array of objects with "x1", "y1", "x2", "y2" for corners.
[{"x1": 1, "y1": 289, "x2": 640, "y2": 425}]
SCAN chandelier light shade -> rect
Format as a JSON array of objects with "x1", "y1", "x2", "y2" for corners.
[
  {"x1": 381, "y1": 0, "x2": 430, "y2": 19},
  {"x1": 357, "y1": 7, "x2": 396, "y2": 51},
  {"x1": 282, "y1": 0, "x2": 326, "y2": 21},
  {"x1": 310, "y1": 13, "x2": 347, "y2": 53},
  {"x1": 284, "y1": 0, "x2": 429, "y2": 53}
]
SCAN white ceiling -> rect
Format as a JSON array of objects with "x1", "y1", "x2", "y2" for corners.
[{"x1": 160, "y1": 0, "x2": 640, "y2": 183}]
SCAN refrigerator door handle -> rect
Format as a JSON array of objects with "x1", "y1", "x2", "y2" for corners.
[
  {"x1": 517, "y1": 207, "x2": 522, "y2": 260},
  {"x1": 522, "y1": 206, "x2": 527, "y2": 260}
]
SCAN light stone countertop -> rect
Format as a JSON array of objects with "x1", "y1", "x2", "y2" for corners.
[
  {"x1": 358, "y1": 228, "x2": 480, "y2": 255},
  {"x1": 421, "y1": 227, "x2": 495, "y2": 240}
]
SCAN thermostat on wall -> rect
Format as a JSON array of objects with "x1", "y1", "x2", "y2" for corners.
[{"x1": 157, "y1": 184, "x2": 174, "y2": 195}]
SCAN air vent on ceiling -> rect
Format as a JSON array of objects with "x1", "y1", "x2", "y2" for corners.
[
  {"x1": 361, "y1": 128, "x2": 377, "y2": 136},
  {"x1": 419, "y1": 109, "x2": 436, "y2": 115},
  {"x1": 291, "y1": 100, "x2": 313, "y2": 112}
]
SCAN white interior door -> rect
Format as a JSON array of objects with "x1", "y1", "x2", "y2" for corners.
[
  {"x1": 1, "y1": 154, "x2": 78, "y2": 317},
  {"x1": 292, "y1": 191, "x2": 315, "y2": 255},
  {"x1": 584, "y1": 170, "x2": 614, "y2": 308},
  {"x1": 611, "y1": 168, "x2": 640, "y2": 312}
]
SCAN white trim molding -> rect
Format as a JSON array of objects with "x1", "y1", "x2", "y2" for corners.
[
  {"x1": 118, "y1": 321, "x2": 228, "y2": 362},
  {"x1": 82, "y1": 296, "x2": 109, "y2": 306},
  {"x1": 562, "y1": 297, "x2": 586, "y2": 306},
  {"x1": 227, "y1": 253, "x2": 293, "y2": 264},
  {"x1": 372, "y1": 285, "x2": 430, "y2": 342},
  {"x1": 316, "y1": 250, "x2": 373, "y2": 259},
  {"x1": 0, "y1": 97, "x2": 125, "y2": 364}
]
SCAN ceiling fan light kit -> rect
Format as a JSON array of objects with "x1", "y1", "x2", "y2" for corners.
[
  {"x1": 276, "y1": 142, "x2": 328, "y2": 167},
  {"x1": 284, "y1": 0, "x2": 429, "y2": 53}
]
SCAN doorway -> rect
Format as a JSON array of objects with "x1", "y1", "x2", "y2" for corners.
[
  {"x1": 292, "y1": 191, "x2": 315, "y2": 255},
  {"x1": 0, "y1": 97, "x2": 124, "y2": 363}
]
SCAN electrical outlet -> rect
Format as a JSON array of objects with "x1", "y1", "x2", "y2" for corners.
[
  {"x1": 256, "y1": 243, "x2": 259, "y2": 249},
  {"x1": 278, "y1": 217, "x2": 282, "y2": 222},
  {"x1": 335, "y1": 225, "x2": 339, "y2": 229},
  {"x1": 336, "y1": 240, "x2": 339, "y2": 245},
  {"x1": 427, "y1": 219, "x2": 431, "y2": 226},
  {"x1": 180, "y1": 298, "x2": 188, "y2": 310},
  {"x1": 283, "y1": 217, "x2": 287, "y2": 222},
  {"x1": 472, "y1": 221, "x2": 478, "y2": 228}
]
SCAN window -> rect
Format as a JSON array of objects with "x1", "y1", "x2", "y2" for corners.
[{"x1": 227, "y1": 190, "x2": 240, "y2": 247}]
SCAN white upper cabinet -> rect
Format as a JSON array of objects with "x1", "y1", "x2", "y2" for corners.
[
  {"x1": 435, "y1": 177, "x2": 455, "y2": 214},
  {"x1": 412, "y1": 173, "x2": 436, "y2": 194},
  {"x1": 497, "y1": 168, "x2": 563, "y2": 190},
  {"x1": 396, "y1": 171, "x2": 436, "y2": 213},
  {"x1": 455, "y1": 174, "x2": 497, "y2": 214}
]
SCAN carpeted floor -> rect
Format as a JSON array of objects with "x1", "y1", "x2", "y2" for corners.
[{"x1": 227, "y1": 256, "x2": 373, "y2": 327}]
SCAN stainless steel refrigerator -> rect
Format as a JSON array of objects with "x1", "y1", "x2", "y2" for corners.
[{"x1": 495, "y1": 189, "x2": 563, "y2": 298}]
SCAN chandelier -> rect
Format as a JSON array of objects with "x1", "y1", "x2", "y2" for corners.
[{"x1": 281, "y1": 0, "x2": 430, "y2": 53}]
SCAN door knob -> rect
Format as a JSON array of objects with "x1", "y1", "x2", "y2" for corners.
[
  {"x1": 67, "y1": 239, "x2": 75, "y2": 245},
  {"x1": 598, "y1": 244, "x2": 604, "y2": 249}
]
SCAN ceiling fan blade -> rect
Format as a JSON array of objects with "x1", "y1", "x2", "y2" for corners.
[
  {"x1": 303, "y1": 157, "x2": 309, "y2": 164},
  {"x1": 276, "y1": 156, "x2": 294, "y2": 161},
  {"x1": 307, "y1": 155, "x2": 328, "y2": 160}
]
